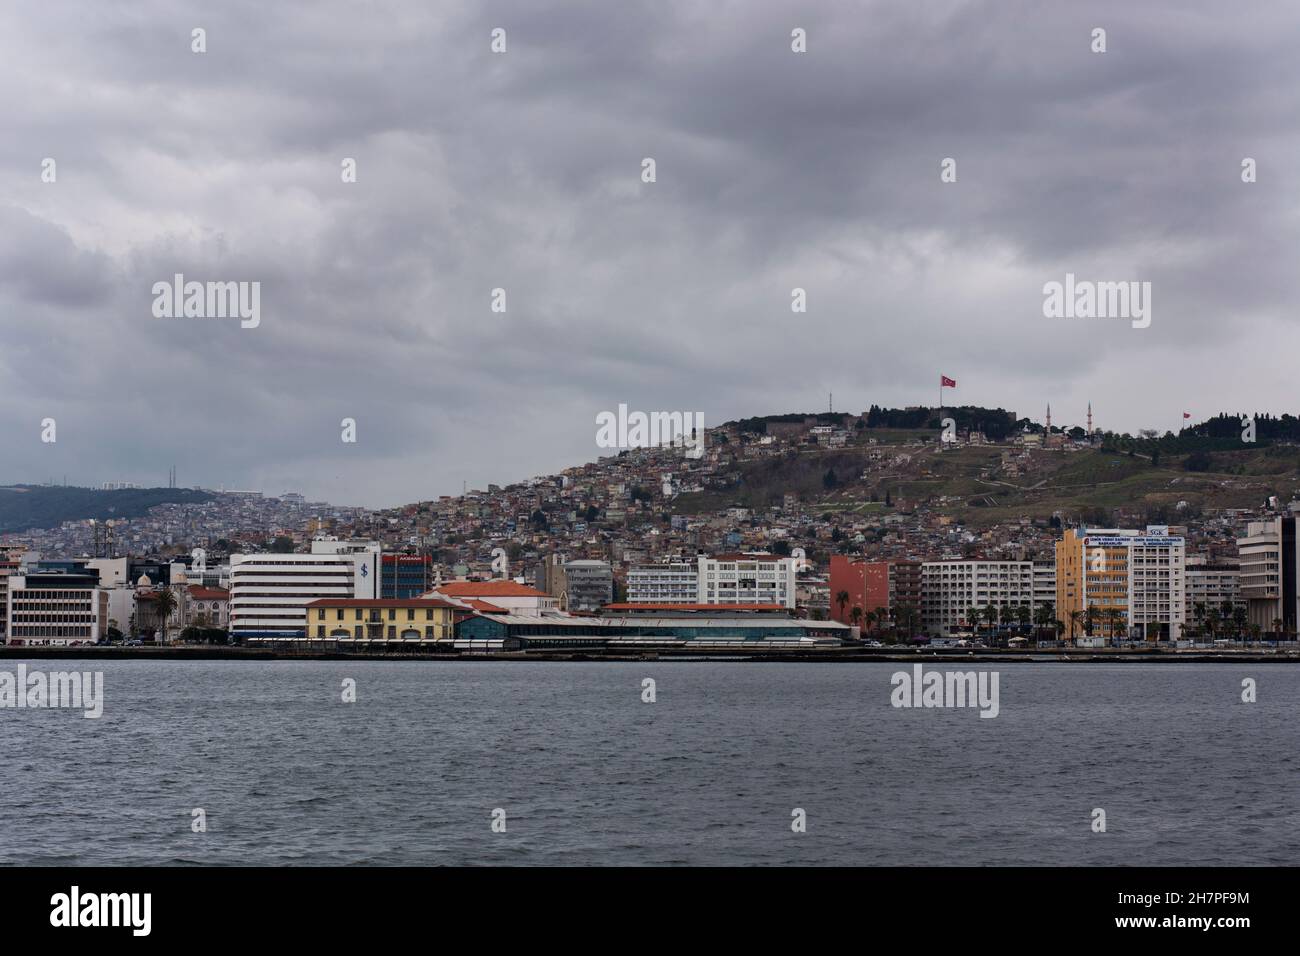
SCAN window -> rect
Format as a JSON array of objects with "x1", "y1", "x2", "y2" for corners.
[{"x1": 317, "y1": 609, "x2": 325, "y2": 619}]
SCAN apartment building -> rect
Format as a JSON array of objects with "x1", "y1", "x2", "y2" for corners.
[
  {"x1": 229, "y1": 538, "x2": 380, "y2": 640},
  {"x1": 561, "y1": 560, "x2": 614, "y2": 611},
  {"x1": 1238, "y1": 512, "x2": 1298, "y2": 633},
  {"x1": 921, "y1": 560, "x2": 1035, "y2": 636},
  {"x1": 0, "y1": 547, "x2": 30, "y2": 639},
  {"x1": 4, "y1": 569, "x2": 108, "y2": 646},
  {"x1": 697, "y1": 553, "x2": 797, "y2": 608},
  {"x1": 1184, "y1": 557, "x2": 1242, "y2": 628},
  {"x1": 627, "y1": 560, "x2": 699, "y2": 604},
  {"x1": 1056, "y1": 526, "x2": 1185, "y2": 641},
  {"x1": 1032, "y1": 561, "x2": 1057, "y2": 616},
  {"x1": 827, "y1": 556, "x2": 921, "y2": 626}
]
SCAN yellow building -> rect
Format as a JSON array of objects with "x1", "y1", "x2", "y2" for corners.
[
  {"x1": 306, "y1": 598, "x2": 458, "y2": 642},
  {"x1": 1055, "y1": 528, "x2": 1129, "y2": 641}
]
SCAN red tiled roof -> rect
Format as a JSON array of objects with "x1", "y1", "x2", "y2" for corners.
[
  {"x1": 188, "y1": 587, "x2": 229, "y2": 600},
  {"x1": 462, "y1": 599, "x2": 509, "y2": 613},
  {"x1": 434, "y1": 581, "x2": 550, "y2": 598},
  {"x1": 306, "y1": 598, "x2": 460, "y2": 609},
  {"x1": 603, "y1": 603, "x2": 787, "y2": 611}
]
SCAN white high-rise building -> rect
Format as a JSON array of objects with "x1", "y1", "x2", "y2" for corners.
[
  {"x1": 229, "y1": 538, "x2": 380, "y2": 640},
  {"x1": 1237, "y1": 511, "x2": 1300, "y2": 634},
  {"x1": 5, "y1": 569, "x2": 108, "y2": 646},
  {"x1": 696, "y1": 554, "x2": 797, "y2": 608},
  {"x1": 627, "y1": 561, "x2": 699, "y2": 604},
  {"x1": 921, "y1": 560, "x2": 1035, "y2": 636},
  {"x1": 1032, "y1": 561, "x2": 1057, "y2": 615},
  {"x1": 1118, "y1": 527, "x2": 1186, "y2": 640}
]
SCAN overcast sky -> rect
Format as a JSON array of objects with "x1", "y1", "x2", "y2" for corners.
[{"x1": 3, "y1": 1, "x2": 1298, "y2": 507}]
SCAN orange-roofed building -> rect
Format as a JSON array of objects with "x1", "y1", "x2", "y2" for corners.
[
  {"x1": 186, "y1": 585, "x2": 230, "y2": 629},
  {"x1": 426, "y1": 580, "x2": 559, "y2": 617}
]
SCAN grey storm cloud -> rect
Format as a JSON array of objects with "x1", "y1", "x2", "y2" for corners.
[{"x1": 2, "y1": 0, "x2": 1299, "y2": 506}]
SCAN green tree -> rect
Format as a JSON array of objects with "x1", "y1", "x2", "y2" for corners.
[
  {"x1": 153, "y1": 588, "x2": 178, "y2": 644},
  {"x1": 1033, "y1": 603, "x2": 1055, "y2": 639}
]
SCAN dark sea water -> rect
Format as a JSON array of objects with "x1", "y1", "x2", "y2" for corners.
[{"x1": 1, "y1": 660, "x2": 1296, "y2": 866}]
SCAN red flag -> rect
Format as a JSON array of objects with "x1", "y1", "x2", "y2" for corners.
[
  {"x1": 1183, "y1": 412, "x2": 1191, "y2": 419},
  {"x1": 941, "y1": 376, "x2": 956, "y2": 388}
]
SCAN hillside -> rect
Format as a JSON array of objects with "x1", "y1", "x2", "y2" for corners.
[
  {"x1": 674, "y1": 430, "x2": 1300, "y2": 527},
  {"x1": 0, "y1": 485, "x2": 215, "y2": 535}
]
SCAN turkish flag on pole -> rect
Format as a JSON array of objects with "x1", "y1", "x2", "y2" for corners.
[{"x1": 941, "y1": 376, "x2": 957, "y2": 388}]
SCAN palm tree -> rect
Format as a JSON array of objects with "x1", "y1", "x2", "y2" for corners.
[
  {"x1": 897, "y1": 605, "x2": 919, "y2": 644},
  {"x1": 1103, "y1": 607, "x2": 1123, "y2": 641},
  {"x1": 835, "y1": 590, "x2": 850, "y2": 622},
  {"x1": 153, "y1": 588, "x2": 178, "y2": 645},
  {"x1": 1067, "y1": 608, "x2": 1085, "y2": 644},
  {"x1": 1033, "y1": 603, "x2": 1055, "y2": 641},
  {"x1": 1192, "y1": 601, "x2": 1207, "y2": 639},
  {"x1": 850, "y1": 606, "x2": 863, "y2": 631},
  {"x1": 1219, "y1": 600, "x2": 1236, "y2": 631}
]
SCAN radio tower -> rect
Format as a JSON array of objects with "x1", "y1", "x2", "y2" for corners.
[{"x1": 1087, "y1": 402, "x2": 1093, "y2": 437}]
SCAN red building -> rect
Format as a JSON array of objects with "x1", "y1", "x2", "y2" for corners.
[{"x1": 828, "y1": 556, "x2": 920, "y2": 626}]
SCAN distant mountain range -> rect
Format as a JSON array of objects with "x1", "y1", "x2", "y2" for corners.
[{"x1": 0, "y1": 485, "x2": 214, "y2": 535}]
